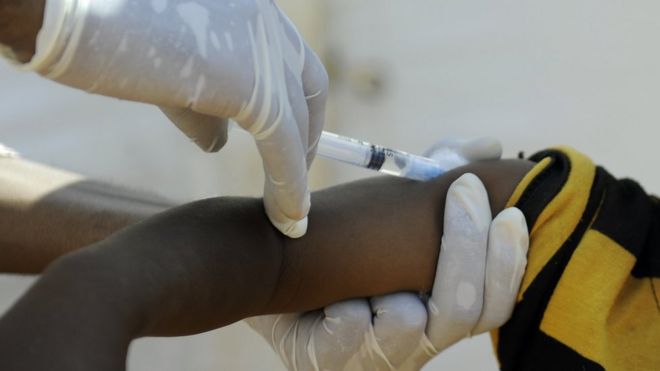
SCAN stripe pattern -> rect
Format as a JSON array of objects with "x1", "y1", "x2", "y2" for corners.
[{"x1": 493, "y1": 148, "x2": 660, "y2": 371}]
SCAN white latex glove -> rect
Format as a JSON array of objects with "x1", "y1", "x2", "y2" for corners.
[
  {"x1": 395, "y1": 175, "x2": 528, "y2": 370},
  {"x1": 22, "y1": 0, "x2": 329, "y2": 238},
  {"x1": 246, "y1": 138, "x2": 529, "y2": 370}
]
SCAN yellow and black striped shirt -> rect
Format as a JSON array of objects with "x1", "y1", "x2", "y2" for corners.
[{"x1": 493, "y1": 148, "x2": 660, "y2": 371}]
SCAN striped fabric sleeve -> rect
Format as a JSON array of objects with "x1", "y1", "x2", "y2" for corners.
[{"x1": 491, "y1": 147, "x2": 660, "y2": 371}]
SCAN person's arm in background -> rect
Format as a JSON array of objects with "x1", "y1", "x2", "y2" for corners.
[
  {"x1": 0, "y1": 154, "x2": 171, "y2": 273},
  {"x1": 0, "y1": 159, "x2": 533, "y2": 371},
  {"x1": 0, "y1": 0, "x2": 329, "y2": 238},
  {"x1": 0, "y1": 0, "x2": 44, "y2": 63}
]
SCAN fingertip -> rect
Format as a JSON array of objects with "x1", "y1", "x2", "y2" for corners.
[
  {"x1": 319, "y1": 299, "x2": 371, "y2": 349},
  {"x1": 265, "y1": 189, "x2": 309, "y2": 238},
  {"x1": 371, "y1": 294, "x2": 428, "y2": 332},
  {"x1": 324, "y1": 299, "x2": 372, "y2": 327},
  {"x1": 447, "y1": 173, "x2": 488, "y2": 206},
  {"x1": 450, "y1": 173, "x2": 484, "y2": 190},
  {"x1": 491, "y1": 207, "x2": 530, "y2": 258},
  {"x1": 270, "y1": 215, "x2": 308, "y2": 239},
  {"x1": 446, "y1": 173, "x2": 491, "y2": 228},
  {"x1": 262, "y1": 166, "x2": 311, "y2": 238},
  {"x1": 288, "y1": 217, "x2": 308, "y2": 238}
]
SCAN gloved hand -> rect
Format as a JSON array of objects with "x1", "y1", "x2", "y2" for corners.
[
  {"x1": 246, "y1": 138, "x2": 529, "y2": 370},
  {"x1": 395, "y1": 174, "x2": 528, "y2": 370},
  {"x1": 22, "y1": 0, "x2": 328, "y2": 238}
]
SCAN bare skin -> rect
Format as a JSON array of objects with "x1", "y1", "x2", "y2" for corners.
[
  {"x1": 0, "y1": 157, "x2": 171, "y2": 273},
  {"x1": 0, "y1": 158, "x2": 532, "y2": 371},
  {"x1": 0, "y1": 0, "x2": 44, "y2": 62}
]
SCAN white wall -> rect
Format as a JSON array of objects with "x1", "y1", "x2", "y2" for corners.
[
  {"x1": 1, "y1": 1, "x2": 660, "y2": 370},
  {"x1": 318, "y1": 2, "x2": 660, "y2": 369}
]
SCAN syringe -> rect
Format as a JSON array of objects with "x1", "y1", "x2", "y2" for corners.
[{"x1": 317, "y1": 131, "x2": 446, "y2": 181}]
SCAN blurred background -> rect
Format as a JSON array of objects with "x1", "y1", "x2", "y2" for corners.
[{"x1": 1, "y1": 0, "x2": 659, "y2": 369}]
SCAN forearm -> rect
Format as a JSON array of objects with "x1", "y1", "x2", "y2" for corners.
[
  {"x1": 46, "y1": 159, "x2": 533, "y2": 333},
  {"x1": 0, "y1": 0, "x2": 44, "y2": 62},
  {"x1": 0, "y1": 157, "x2": 171, "y2": 273},
  {"x1": 276, "y1": 159, "x2": 531, "y2": 311},
  {"x1": 0, "y1": 160, "x2": 532, "y2": 370}
]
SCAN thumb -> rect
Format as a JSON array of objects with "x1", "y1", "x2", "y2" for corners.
[{"x1": 161, "y1": 107, "x2": 229, "y2": 153}]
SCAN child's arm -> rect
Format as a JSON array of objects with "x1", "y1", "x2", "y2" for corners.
[
  {"x1": 0, "y1": 159, "x2": 533, "y2": 371},
  {"x1": 0, "y1": 156, "x2": 171, "y2": 273}
]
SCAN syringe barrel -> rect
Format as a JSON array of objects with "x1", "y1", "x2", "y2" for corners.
[
  {"x1": 317, "y1": 131, "x2": 446, "y2": 181},
  {"x1": 317, "y1": 132, "x2": 372, "y2": 167}
]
